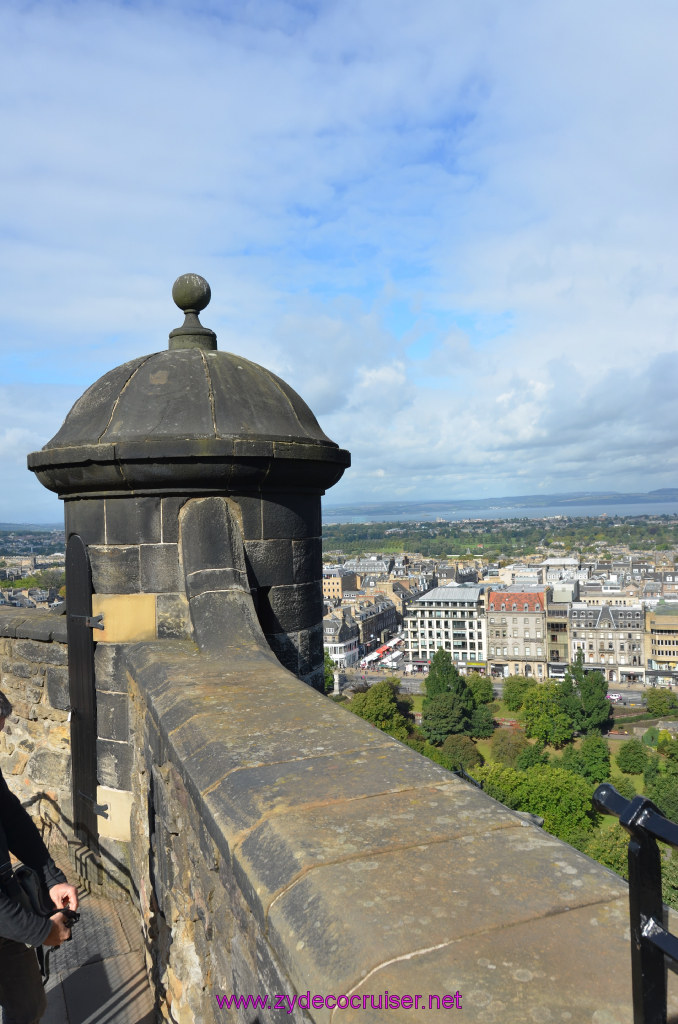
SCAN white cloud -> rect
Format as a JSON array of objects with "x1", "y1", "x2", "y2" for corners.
[{"x1": 1, "y1": 0, "x2": 677, "y2": 520}]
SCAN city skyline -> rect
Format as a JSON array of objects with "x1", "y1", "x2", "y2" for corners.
[{"x1": 2, "y1": 0, "x2": 678, "y2": 522}]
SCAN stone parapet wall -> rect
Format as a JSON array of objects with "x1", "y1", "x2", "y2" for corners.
[
  {"x1": 123, "y1": 634, "x2": 658, "y2": 1024},
  {"x1": 0, "y1": 608, "x2": 71, "y2": 843}
]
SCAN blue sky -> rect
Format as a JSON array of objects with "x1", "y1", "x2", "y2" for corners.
[{"x1": 2, "y1": 0, "x2": 678, "y2": 522}]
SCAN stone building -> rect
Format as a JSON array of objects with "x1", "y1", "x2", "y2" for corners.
[
  {"x1": 569, "y1": 602, "x2": 645, "y2": 684},
  {"x1": 343, "y1": 595, "x2": 398, "y2": 652},
  {"x1": 486, "y1": 588, "x2": 548, "y2": 679},
  {"x1": 322, "y1": 609, "x2": 360, "y2": 668}
]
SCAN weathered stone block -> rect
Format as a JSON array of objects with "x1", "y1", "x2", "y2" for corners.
[
  {"x1": 94, "y1": 644, "x2": 128, "y2": 693},
  {"x1": 97, "y1": 737, "x2": 133, "y2": 789},
  {"x1": 106, "y1": 495, "x2": 161, "y2": 545},
  {"x1": 160, "y1": 497, "x2": 186, "y2": 544},
  {"x1": 156, "y1": 594, "x2": 192, "y2": 641},
  {"x1": 89, "y1": 545, "x2": 141, "y2": 594},
  {"x1": 14, "y1": 640, "x2": 67, "y2": 666},
  {"x1": 292, "y1": 539, "x2": 322, "y2": 584},
  {"x1": 46, "y1": 666, "x2": 70, "y2": 710},
  {"x1": 297, "y1": 622, "x2": 323, "y2": 678},
  {"x1": 261, "y1": 495, "x2": 319, "y2": 541},
  {"x1": 184, "y1": 566, "x2": 248, "y2": 600},
  {"x1": 4, "y1": 661, "x2": 37, "y2": 680},
  {"x1": 64, "y1": 498, "x2": 106, "y2": 545},
  {"x1": 140, "y1": 543, "x2": 182, "y2": 593},
  {"x1": 235, "y1": 495, "x2": 263, "y2": 540},
  {"x1": 266, "y1": 631, "x2": 300, "y2": 675},
  {"x1": 97, "y1": 691, "x2": 129, "y2": 742},
  {"x1": 259, "y1": 583, "x2": 323, "y2": 634},
  {"x1": 16, "y1": 616, "x2": 57, "y2": 642},
  {"x1": 244, "y1": 539, "x2": 294, "y2": 588},
  {"x1": 26, "y1": 748, "x2": 71, "y2": 786}
]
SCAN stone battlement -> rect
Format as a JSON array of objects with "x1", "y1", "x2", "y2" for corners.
[{"x1": 1, "y1": 604, "x2": 672, "y2": 1022}]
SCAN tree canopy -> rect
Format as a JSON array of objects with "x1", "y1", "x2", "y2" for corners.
[
  {"x1": 421, "y1": 691, "x2": 471, "y2": 744},
  {"x1": 503, "y1": 675, "x2": 532, "y2": 712},
  {"x1": 646, "y1": 688, "x2": 678, "y2": 717},
  {"x1": 616, "y1": 738, "x2": 649, "y2": 774},
  {"x1": 348, "y1": 681, "x2": 411, "y2": 741},
  {"x1": 521, "y1": 683, "x2": 575, "y2": 747}
]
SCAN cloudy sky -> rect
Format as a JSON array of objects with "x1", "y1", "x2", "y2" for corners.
[{"x1": 2, "y1": 0, "x2": 677, "y2": 523}]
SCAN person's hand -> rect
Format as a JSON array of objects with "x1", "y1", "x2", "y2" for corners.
[
  {"x1": 49, "y1": 882, "x2": 79, "y2": 913},
  {"x1": 44, "y1": 911, "x2": 72, "y2": 947}
]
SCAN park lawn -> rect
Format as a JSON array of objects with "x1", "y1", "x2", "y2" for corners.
[
  {"x1": 475, "y1": 738, "x2": 493, "y2": 762},
  {"x1": 409, "y1": 694, "x2": 424, "y2": 714}
]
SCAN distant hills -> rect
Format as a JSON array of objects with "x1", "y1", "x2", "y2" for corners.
[
  {"x1": 323, "y1": 489, "x2": 678, "y2": 522},
  {"x1": 0, "y1": 523, "x2": 64, "y2": 532},
  {"x1": 3, "y1": 489, "x2": 678, "y2": 531}
]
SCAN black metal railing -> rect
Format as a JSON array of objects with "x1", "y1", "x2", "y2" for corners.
[{"x1": 593, "y1": 783, "x2": 678, "y2": 1024}]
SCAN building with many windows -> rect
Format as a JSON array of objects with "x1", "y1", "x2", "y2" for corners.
[
  {"x1": 486, "y1": 588, "x2": 548, "y2": 679},
  {"x1": 645, "y1": 603, "x2": 678, "y2": 688},
  {"x1": 569, "y1": 603, "x2": 644, "y2": 684},
  {"x1": 404, "y1": 585, "x2": 486, "y2": 670},
  {"x1": 322, "y1": 610, "x2": 360, "y2": 668}
]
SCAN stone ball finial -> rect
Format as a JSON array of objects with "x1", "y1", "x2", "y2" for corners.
[
  {"x1": 169, "y1": 273, "x2": 217, "y2": 351},
  {"x1": 172, "y1": 273, "x2": 211, "y2": 314}
]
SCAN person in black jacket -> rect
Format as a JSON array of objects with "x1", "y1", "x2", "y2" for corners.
[{"x1": 0, "y1": 692, "x2": 78, "y2": 1024}]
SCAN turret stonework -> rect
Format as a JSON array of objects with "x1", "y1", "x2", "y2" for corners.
[{"x1": 28, "y1": 274, "x2": 350, "y2": 693}]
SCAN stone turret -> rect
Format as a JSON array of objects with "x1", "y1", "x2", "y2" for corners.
[{"x1": 28, "y1": 274, "x2": 349, "y2": 690}]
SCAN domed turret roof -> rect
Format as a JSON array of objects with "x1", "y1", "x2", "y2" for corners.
[{"x1": 28, "y1": 274, "x2": 349, "y2": 496}]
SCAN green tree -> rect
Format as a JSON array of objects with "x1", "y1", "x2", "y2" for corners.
[
  {"x1": 470, "y1": 705, "x2": 495, "y2": 738},
  {"x1": 424, "y1": 648, "x2": 461, "y2": 702},
  {"x1": 474, "y1": 763, "x2": 525, "y2": 809},
  {"x1": 560, "y1": 745, "x2": 586, "y2": 777},
  {"x1": 584, "y1": 824, "x2": 629, "y2": 879},
  {"x1": 516, "y1": 741, "x2": 549, "y2": 769},
  {"x1": 421, "y1": 691, "x2": 471, "y2": 744},
  {"x1": 643, "y1": 727, "x2": 659, "y2": 747},
  {"x1": 348, "y1": 681, "x2": 410, "y2": 741},
  {"x1": 491, "y1": 729, "x2": 528, "y2": 768},
  {"x1": 466, "y1": 673, "x2": 493, "y2": 706},
  {"x1": 557, "y1": 674, "x2": 583, "y2": 731},
  {"x1": 644, "y1": 752, "x2": 661, "y2": 790},
  {"x1": 323, "y1": 650, "x2": 335, "y2": 694},
  {"x1": 521, "y1": 765, "x2": 597, "y2": 845},
  {"x1": 522, "y1": 683, "x2": 575, "y2": 748},
  {"x1": 441, "y1": 734, "x2": 484, "y2": 771},
  {"x1": 503, "y1": 675, "x2": 532, "y2": 712},
  {"x1": 578, "y1": 670, "x2": 611, "y2": 734},
  {"x1": 616, "y1": 738, "x2": 649, "y2": 774},
  {"x1": 662, "y1": 848, "x2": 678, "y2": 911},
  {"x1": 562, "y1": 652, "x2": 610, "y2": 735},
  {"x1": 578, "y1": 735, "x2": 611, "y2": 784},
  {"x1": 647, "y1": 763, "x2": 678, "y2": 821},
  {"x1": 646, "y1": 688, "x2": 678, "y2": 717},
  {"x1": 475, "y1": 763, "x2": 597, "y2": 845}
]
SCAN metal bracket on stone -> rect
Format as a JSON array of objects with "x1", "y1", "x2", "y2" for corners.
[
  {"x1": 68, "y1": 614, "x2": 104, "y2": 630},
  {"x1": 77, "y1": 791, "x2": 109, "y2": 818}
]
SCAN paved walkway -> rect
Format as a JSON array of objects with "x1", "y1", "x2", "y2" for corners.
[{"x1": 43, "y1": 890, "x2": 155, "y2": 1024}]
